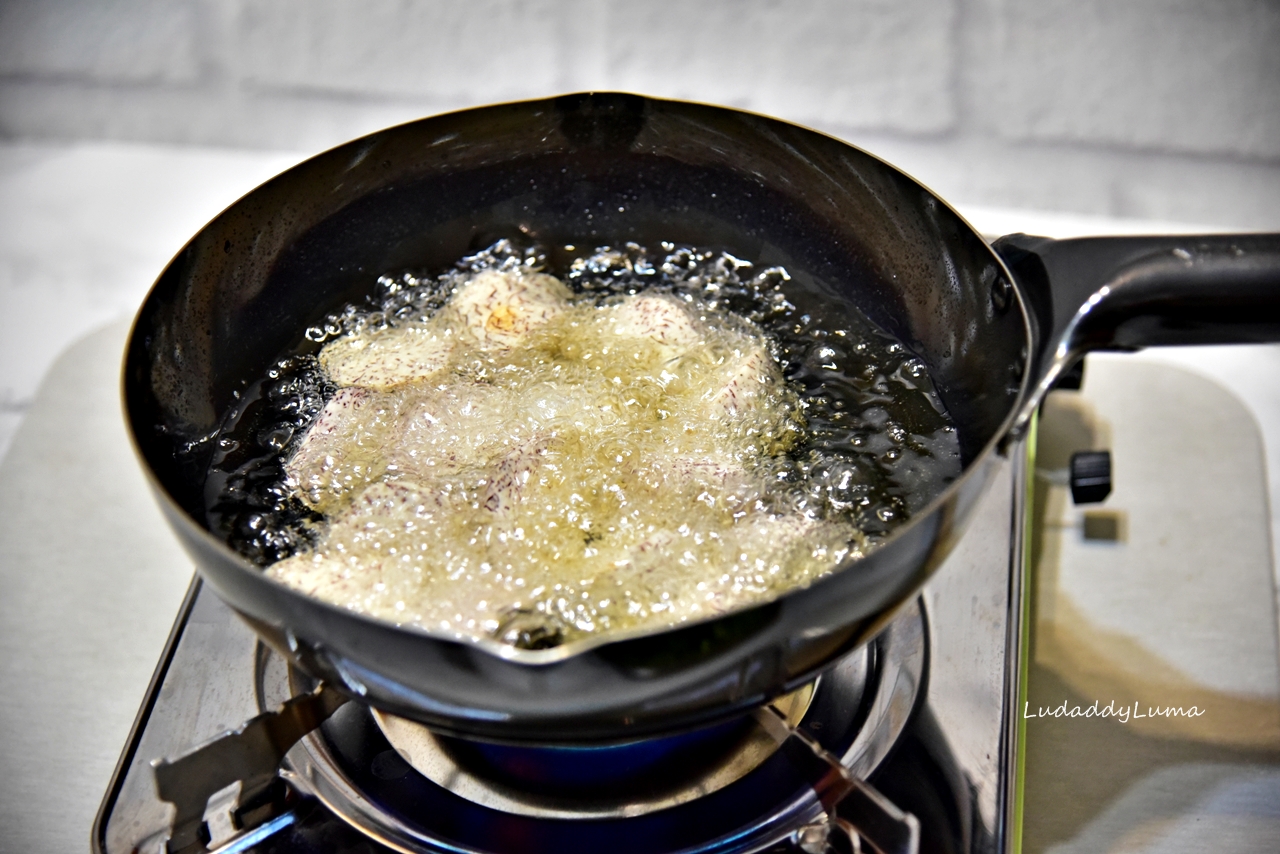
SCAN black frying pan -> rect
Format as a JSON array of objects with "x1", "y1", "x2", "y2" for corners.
[{"x1": 124, "y1": 93, "x2": 1280, "y2": 744}]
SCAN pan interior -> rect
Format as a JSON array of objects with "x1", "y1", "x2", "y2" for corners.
[{"x1": 129, "y1": 95, "x2": 1025, "y2": 533}]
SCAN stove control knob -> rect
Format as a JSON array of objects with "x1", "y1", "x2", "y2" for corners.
[
  {"x1": 1051, "y1": 356, "x2": 1086, "y2": 391},
  {"x1": 1069, "y1": 451, "x2": 1112, "y2": 504}
]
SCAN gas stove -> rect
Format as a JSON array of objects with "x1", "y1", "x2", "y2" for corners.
[
  {"x1": 2, "y1": 138, "x2": 1276, "y2": 853},
  {"x1": 93, "y1": 447, "x2": 1026, "y2": 854}
]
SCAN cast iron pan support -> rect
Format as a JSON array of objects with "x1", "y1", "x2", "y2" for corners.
[
  {"x1": 754, "y1": 705, "x2": 920, "y2": 854},
  {"x1": 150, "y1": 689, "x2": 921, "y2": 854},
  {"x1": 993, "y1": 231, "x2": 1280, "y2": 441},
  {"x1": 152, "y1": 684, "x2": 349, "y2": 853}
]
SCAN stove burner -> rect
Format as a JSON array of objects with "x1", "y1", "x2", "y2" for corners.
[
  {"x1": 372, "y1": 684, "x2": 815, "y2": 820},
  {"x1": 262, "y1": 601, "x2": 925, "y2": 854}
]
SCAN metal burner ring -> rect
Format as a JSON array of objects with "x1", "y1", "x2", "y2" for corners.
[{"x1": 268, "y1": 598, "x2": 926, "y2": 854}]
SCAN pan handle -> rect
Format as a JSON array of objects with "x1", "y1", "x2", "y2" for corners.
[{"x1": 993, "y1": 232, "x2": 1280, "y2": 434}]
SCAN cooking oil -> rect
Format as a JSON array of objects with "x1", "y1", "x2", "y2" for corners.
[{"x1": 205, "y1": 240, "x2": 961, "y2": 647}]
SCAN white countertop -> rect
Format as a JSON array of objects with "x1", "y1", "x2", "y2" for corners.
[{"x1": 0, "y1": 141, "x2": 1276, "y2": 852}]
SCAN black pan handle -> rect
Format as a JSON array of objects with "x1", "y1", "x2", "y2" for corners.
[{"x1": 993, "y1": 232, "x2": 1280, "y2": 433}]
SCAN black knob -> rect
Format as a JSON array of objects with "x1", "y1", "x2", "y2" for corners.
[
  {"x1": 1069, "y1": 451, "x2": 1112, "y2": 504},
  {"x1": 1051, "y1": 357, "x2": 1086, "y2": 391}
]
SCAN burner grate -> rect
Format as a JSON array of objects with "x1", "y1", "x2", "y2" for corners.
[{"x1": 264, "y1": 601, "x2": 921, "y2": 854}]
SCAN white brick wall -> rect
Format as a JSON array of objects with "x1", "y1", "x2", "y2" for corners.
[
  {"x1": 236, "y1": 0, "x2": 568, "y2": 100},
  {"x1": 968, "y1": 0, "x2": 1280, "y2": 160},
  {"x1": 600, "y1": 0, "x2": 957, "y2": 134},
  {"x1": 0, "y1": 0, "x2": 202, "y2": 83},
  {"x1": 0, "y1": 0, "x2": 1277, "y2": 228}
]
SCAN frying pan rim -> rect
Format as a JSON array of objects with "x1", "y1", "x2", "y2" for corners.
[{"x1": 121, "y1": 91, "x2": 1035, "y2": 666}]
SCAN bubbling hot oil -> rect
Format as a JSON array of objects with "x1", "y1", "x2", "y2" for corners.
[{"x1": 205, "y1": 241, "x2": 961, "y2": 648}]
